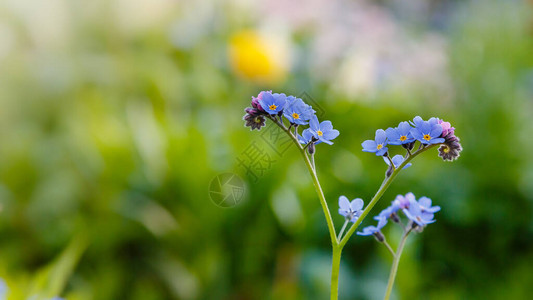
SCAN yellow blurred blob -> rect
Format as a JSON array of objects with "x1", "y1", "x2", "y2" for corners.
[{"x1": 228, "y1": 30, "x2": 290, "y2": 84}]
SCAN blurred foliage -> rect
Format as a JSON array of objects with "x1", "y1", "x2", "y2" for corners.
[{"x1": 0, "y1": 0, "x2": 532, "y2": 299}]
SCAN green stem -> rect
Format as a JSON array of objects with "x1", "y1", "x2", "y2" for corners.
[
  {"x1": 271, "y1": 120, "x2": 338, "y2": 245},
  {"x1": 337, "y1": 219, "x2": 349, "y2": 241},
  {"x1": 383, "y1": 229, "x2": 412, "y2": 300},
  {"x1": 383, "y1": 240, "x2": 395, "y2": 257},
  {"x1": 330, "y1": 246, "x2": 342, "y2": 300},
  {"x1": 339, "y1": 144, "x2": 437, "y2": 248}
]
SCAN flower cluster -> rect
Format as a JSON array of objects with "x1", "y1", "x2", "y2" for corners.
[
  {"x1": 361, "y1": 116, "x2": 462, "y2": 162},
  {"x1": 356, "y1": 193, "x2": 440, "y2": 241},
  {"x1": 243, "y1": 91, "x2": 339, "y2": 153}
]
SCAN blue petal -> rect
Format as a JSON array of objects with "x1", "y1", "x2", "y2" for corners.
[
  {"x1": 350, "y1": 198, "x2": 364, "y2": 211},
  {"x1": 412, "y1": 116, "x2": 424, "y2": 127},
  {"x1": 418, "y1": 196, "x2": 432, "y2": 208},
  {"x1": 258, "y1": 92, "x2": 275, "y2": 112},
  {"x1": 320, "y1": 120, "x2": 334, "y2": 131},
  {"x1": 376, "y1": 147, "x2": 388, "y2": 156},
  {"x1": 309, "y1": 115, "x2": 319, "y2": 131},
  {"x1": 362, "y1": 140, "x2": 377, "y2": 152},
  {"x1": 410, "y1": 128, "x2": 423, "y2": 140},
  {"x1": 302, "y1": 129, "x2": 314, "y2": 142},
  {"x1": 318, "y1": 137, "x2": 334, "y2": 145},
  {"x1": 322, "y1": 129, "x2": 339, "y2": 140},
  {"x1": 375, "y1": 129, "x2": 387, "y2": 144},
  {"x1": 339, "y1": 196, "x2": 350, "y2": 211},
  {"x1": 391, "y1": 155, "x2": 405, "y2": 167},
  {"x1": 429, "y1": 137, "x2": 445, "y2": 144},
  {"x1": 430, "y1": 124, "x2": 443, "y2": 138},
  {"x1": 398, "y1": 121, "x2": 412, "y2": 135},
  {"x1": 386, "y1": 127, "x2": 401, "y2": 145}
]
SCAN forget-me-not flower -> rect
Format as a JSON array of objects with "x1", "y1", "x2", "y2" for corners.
[
  {"x1": 338, "y1": 196, "x2": 364, "y2": 222},
  {"x1": 362, "y1": 129, "x2": 388, "y2": 156},
  {"x1": 258, "y1": 92, "x2": 287, "y2": 115},
  {"x1": 417, "y1": 196, "x2": 441, "y2": 214},
  {"x1": 357, "y1": 215, "x2": 388, "y2": 236},
  {"x1": 308, "y1": 115, "x2": 340, "y2": 145},
  {"x1": 386, "y1": 121, "x2": 415, "y2": 145},
  {"x1": 283, "y1": 97, "x2": 315, "y2": 125},
  {"x1": 392, "y1": 192, "x2": 414, "y2": 210},
  {"x1": 410, "y1": 116, "x2": 445, "y2": 145},
  {"x1": 402, "y1": 196, "x2": 437, "y2": 226},
  {"x1": 376, "y1": 205, "x2": 401, "y2": 223}
]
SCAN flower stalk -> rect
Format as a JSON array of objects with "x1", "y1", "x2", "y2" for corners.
[{"x1": 243, "y1": 91, "x2": 462, "y2": 300}]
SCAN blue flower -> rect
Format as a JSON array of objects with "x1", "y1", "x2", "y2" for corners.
[
  {"x1": 376, "y1": 205, "x2": 399, "y2": 221},
  {"x1": 283, "y1": 96, "x2": 315, "y2": 125},
  {"x1": 383, "y1": 155, "x2": 412, "y2": 169},
  {"x1": 357, "y1": 216, "x2": 388, "y2": 236},
  {"x1": 338, "y1": 196, "x2": 364, "y2": 222},
  {"x1": 386, "y1": 121, "x2": 415, "y2": 145},
  {"x1": 258, "y1": 92, "x2": 287, "y2": 115},
  {"x1": 410, "y1": 116, "x2": 445, "y2": 145},
  {"x1": 417, "y1": 196, "x2": 441, "y2": 214},
  {"x1": 362, "y1": 129, "x2": 388, "y2": 156},
  {"x1": 298, "y1": 129, "x2": 315, "y2": 145},
  {"x1": 308, "y1": 115, "x2": 340, "y2": 145},
  {"x1": 402, "y1": 195, "x2": 437, "y2": 226},
  {"x1": 392, "y1": 192, "x2": 414, "y2": 209}
]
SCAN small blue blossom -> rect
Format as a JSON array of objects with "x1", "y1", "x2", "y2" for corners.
[
  {"x1": 338, "y1": 196, "x2": 364, "y2": 222},
  {"x1": 385, "y1": 121, "x2": 415, "y2": 145},
  {"x1": 383, "y1": 155, "x2": 412, "y2": 169},
  {"x1": 417, "y1": 196, "x2": 441, "y2": 214},
  {"x1": 402, "y1": 195, "x2": 437, "y2": 226},
  {"x1": 362, "y1": 129, "x2": 388, "y2": 156},
  {"x1": 258, "y1": 92, "x2": 287, "y2": 115},
  {"x1": 298, "y1": 128, "x2": 315, "y2": 145},
  {"x1": 410, "y1": 116, "x2": 445, "y2": 145},
  {"x1": 392, "y1": 192, "x2": 415, "y2": 209},
  {"x1": 308, "y1": 115, "x2": 340, "y2": 145},
  {"x1": 283, "y1": 97, "x2": 315, "y2": 125},
  {"x1": 357, "y1": 216, "x2": 388, "y2": 236},
  {"x1": 376, "y1": 205, "x2": 399, "y2": 221}
]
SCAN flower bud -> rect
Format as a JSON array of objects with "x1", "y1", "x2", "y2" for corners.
[
  {"x1": 373, "y1": 231, "x2": 385, "y2": 243},
  {"x1": 402, "y1": 141, "x2": 415, "y2": 151},
  {"x1": 307, "y1": 142, "x2": 316, "y2": 155},
  {"x1": 390, "y1": 212, "x2": 401, "y2": 223},
  {"x1": 385, "y1": 165, "x2": 394, "y2": 177}
]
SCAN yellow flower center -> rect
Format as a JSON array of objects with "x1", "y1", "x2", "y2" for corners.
[
  {"x1": 377, "y1": 144, "x2": 383, "y2": 150},
  {"x1": 443, "y1": 146, "x2": 450, "y2": 153},
  {"x1": 292, "y1": 113, "x2": 300, "y2": 119},
  {"x1": 254, "y1": 117, "x2": 262, "y2": 123},
  {"x1": 269, "y1": 104, "x2": 277, "y2": 111},
  {"x1": 317, "y1": 130, "x2": 323, "y2": 136},
  {"x1": 400, "y1": 136, "x2": 407, "y2": 141},
  {"x1": 423, "y1": 134, "x2": 431, "y2": 141}
]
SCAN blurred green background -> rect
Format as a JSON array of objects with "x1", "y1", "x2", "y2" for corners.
[{"x1": 0, "y1": 0, "x2": 532, "y2": 299}]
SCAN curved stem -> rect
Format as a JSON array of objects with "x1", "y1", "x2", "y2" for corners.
[
  {"x1": 383, "y1": 229, "x2": 412, "y2": 300},
  {"x1": 339, "y1": 144, "x2": 437, "y2": 248},
  {"x1": 382, "y1": 240, "x2": 396, "y2": 257},
  {"x1": 271, "y1": 120, "x2": 338, "y2": 245},
  {"x1": 337, "y1": 219, "x2": 349, "y2": 241}
]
